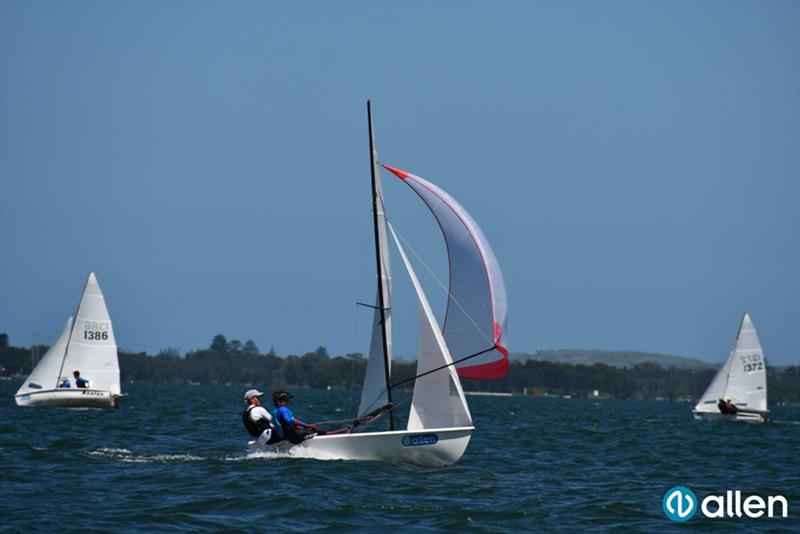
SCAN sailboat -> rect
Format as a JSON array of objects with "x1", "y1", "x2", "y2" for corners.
[
  {"x1": 14, "y1": 272, "x2": 122, "y2": 409},
  {"x1": 257, "y1": 102, "x2": 508, "y2": 465},
  {"x1": 692, "y1": 313, "x2": 768, "y2": 423}
]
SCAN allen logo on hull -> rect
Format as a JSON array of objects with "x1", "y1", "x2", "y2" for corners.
[{"x1": 401, "y1": 434, "x2": 439, "y2": 447}]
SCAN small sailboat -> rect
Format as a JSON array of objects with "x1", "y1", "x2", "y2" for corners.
[
  {"x1": 14, "y1": 272, "x2": 122, "y2": 409},
  {"x1": 256, "y1": 102, "x2": 508, "y2": 465},
  {"x1": 692, "y1": 313, "x2": 768, "y2": 423}
]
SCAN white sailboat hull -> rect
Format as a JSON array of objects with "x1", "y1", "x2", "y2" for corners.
[
  {"x1": 692, "y1": 410, "x2": 766, "y2": 423},
  {"x1": 14, "y1": 388, "x2": 119, "y2": 409},
  {"x1": 252, "y1": 426, "x2": 474, "y2": 466}
]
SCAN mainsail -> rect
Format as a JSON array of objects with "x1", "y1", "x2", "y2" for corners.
[
  {"x1": 60, "y1": 272, "x2": 121, "y2": 395},
  {"x1": 382, "y1": 165, "x2": 509, "y2": 380},
  {"x1": 358, "y1": 102, "x2": 393, "y2": 419},
  {"x1": 694, "y1": 313, "x2": 767, "y2": 412}
]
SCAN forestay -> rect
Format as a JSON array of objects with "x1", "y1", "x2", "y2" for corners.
[{"x1": 382, "y1": 165, "x2": 508, "y2": 380}]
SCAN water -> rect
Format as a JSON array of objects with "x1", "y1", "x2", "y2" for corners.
[{"x1": 1, "y1": 382, "x2": 798, "y2": 532}]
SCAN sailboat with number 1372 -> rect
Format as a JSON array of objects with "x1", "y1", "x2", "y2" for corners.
[{"x1": 256, "y1": 102, "x2": 509, "y2": 465}]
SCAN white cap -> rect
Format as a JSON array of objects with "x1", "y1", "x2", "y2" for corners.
[{"x1": 244, "y1": 389, "x2": 264, "y2": 401}]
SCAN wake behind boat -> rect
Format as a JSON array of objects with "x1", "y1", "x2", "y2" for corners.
[
  {"x1": 248, "y1": 102, "x2": 509, "y2": 465},
  {"x1": 14, "y1": 272, "x2": 122, "y2": 409},
  {"x1": 693, "y1": 313, "x2": 768, "y2": 423}
]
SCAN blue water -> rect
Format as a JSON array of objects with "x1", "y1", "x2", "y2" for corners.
[{"x1": 1, "y1": 381, "x2": 798, "y2": 532}]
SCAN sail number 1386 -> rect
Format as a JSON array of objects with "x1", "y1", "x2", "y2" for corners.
[{"x1": 84, "y1": 321, "x2": 109, "y2": 341}]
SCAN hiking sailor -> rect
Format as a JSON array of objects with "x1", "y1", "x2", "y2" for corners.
[
  {"x1": 242, "y1": 389, "x2": 282, "y2": 446},
  {"x1": 272, "y1": 390, "x2": 324, "y2": 444}
]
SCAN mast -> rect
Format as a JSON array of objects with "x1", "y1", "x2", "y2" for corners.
[{"x1": 367, "y1": 100, "x2": 395, "y2": 430}]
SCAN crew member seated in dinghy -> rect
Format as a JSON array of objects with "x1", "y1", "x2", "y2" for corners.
[
  {"x1": 717, "y1": 397, "x2": 738, "y2": 414},
  {"x1": 242, "y1": 389, "x2": 283, "y2": 446},
  {"x1": 73, "y1": 370, "x2": 89, "y2": 388},
  {"x1": 272, "y1": 390, "x2": 325, "y2": 444}
]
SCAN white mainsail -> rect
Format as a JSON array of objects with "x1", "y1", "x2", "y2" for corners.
[
  {"x1": 694, "y1": 313, "x2": 767, "y2": 413},
  {"x1": 389, "y1": 225, "x2": 472, "y2": 430},
  {"x1": 358, "y1": 104, "x2": 393, "y2": 418},
  {"x1": 16, "y1": 317, "x2": 73, "y2": 396},
  {"x1": 61, "y1": 272, "x2": 121, "y2": 395}
]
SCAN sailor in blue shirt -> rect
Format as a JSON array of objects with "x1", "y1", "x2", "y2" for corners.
[
  {"x1": 73, "y1": 370, "x2": 89, "y2": 388},
  {"x1": 272, "y1": 390, "x2": 324, "y2": 443}
]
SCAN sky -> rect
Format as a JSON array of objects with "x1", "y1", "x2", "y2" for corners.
[{"x1": 1, "y1": 1, "x2": 798, "y2": 366}]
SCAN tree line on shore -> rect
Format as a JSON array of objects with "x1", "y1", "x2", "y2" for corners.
[{"x1": 1, "y1": 333, "x2": 797, "y2": 404}]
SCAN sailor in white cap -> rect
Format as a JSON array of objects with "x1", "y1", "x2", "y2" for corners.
[{"x1": 242, "y1": 389, "x2": 280, "y2": 446}]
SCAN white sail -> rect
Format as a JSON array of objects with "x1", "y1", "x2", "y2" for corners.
[
  {"x1": 390, "y1": 225, "x2": 472, "y2": 430},
  {"x1": 724, "y1": 313, "x2": 767, "y2": 411},
  {"x1": 358, "y1": 107, "x2": 393, "y2": 418},
  {"x1": 694, "y1": 350, "x2": 734, "y2": 412},
  {"x1": 61, "y1": 272, "x2": 121, "y2": 395},
  {"x1": 15, "y1": 317, "x2": 73, "y2": 396},
  {"x1": 694, "y1": 313, "x2": 767, "y2": 413},
  {"x1": 359, "y1": 298, "x2": 391, "y2": 416}
]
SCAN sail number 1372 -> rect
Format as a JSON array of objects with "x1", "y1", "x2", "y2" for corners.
[{"x1": 740, "y1": 353, "x2": 763, "y2": 373}]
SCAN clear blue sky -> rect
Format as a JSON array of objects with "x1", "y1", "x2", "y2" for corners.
[{"x1": 1, "y1": 1, "x2": 798, "y2": 365}]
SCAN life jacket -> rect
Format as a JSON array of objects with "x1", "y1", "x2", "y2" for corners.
[{"x1": 243, "y1": 406, "x2": 275, "y2": 438}]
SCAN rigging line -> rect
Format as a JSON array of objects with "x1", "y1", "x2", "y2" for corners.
[
  {"x1": 389, "y1": 222, "x2": 495, "y2": 347},
  {"x1": 312, "y1": 396, "x2": 411, "y2": 427},
  {"x1": 390, "y1": 346, "x2": 496, "y2": 389}
]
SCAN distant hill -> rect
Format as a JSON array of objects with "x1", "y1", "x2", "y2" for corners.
[{"x1": 510, "y1": 349, "x2": 714, "y2": 370}]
